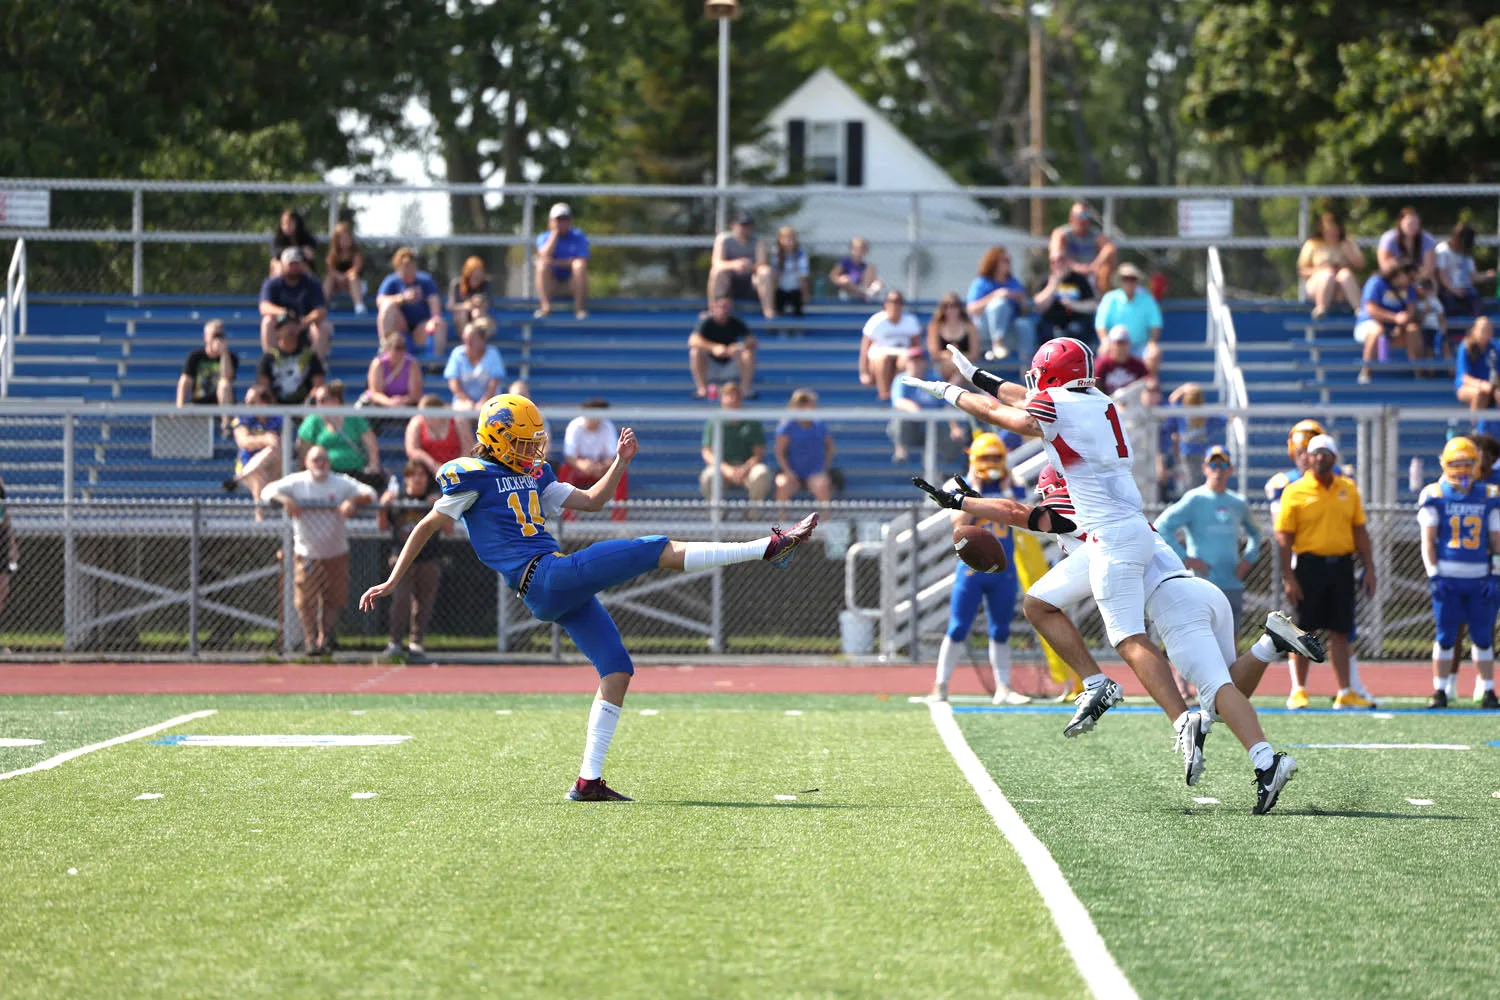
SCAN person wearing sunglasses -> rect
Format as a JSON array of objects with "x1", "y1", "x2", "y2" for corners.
[{"x1": 1154, "y1": 445, "x2": 1262, "y2": 637}]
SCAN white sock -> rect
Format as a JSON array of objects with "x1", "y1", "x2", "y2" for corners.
[
  {"x1": 1348, "y1": 655, "x2": 1367, "y2": 696},
  {"x1": 1434, "y1": 676, "x2": 1448, "y2": 692},
  {"x1": 1249, "y1": 634, "x2": 1278, "y2": 663},
  {"x1": 1445, "y1": 673, "x2": 1459, "y2": 699},
  {"x1": 989, "y1": 640, "x2": 1012, "y2": 690},
  {"x1": 1286, "y1": 660, "x2": 1300, "y2": 687},
  {"x1": 1483, "y1": 678, "x2": 1495, "y2": 693},
  {"x1": 936, "y1": 638, "x2": 961, "y2": 687},
  {"x1": 579, "y1": 698, "x2": 621, "y2": 781},
  {"x1": 1336, "y1": 686, "x2": 1351, "y2": 697},
  {"x1": 1249, "y1": 740, "x2": 1275, "y2": 771},
  {"x1": 1083, "y1": 673, "x2": 1108, "y2": 691},
  {"x1": 682, "y1": 539, "x2": 770, "y2": 572}
]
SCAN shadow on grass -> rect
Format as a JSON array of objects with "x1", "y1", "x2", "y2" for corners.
[
  {"x1": 655, "y1": 800, "x2": 872, "y2": 810},
  {"x1": 1275, "y1": 807, "x2": 1469, "y2": 821}
]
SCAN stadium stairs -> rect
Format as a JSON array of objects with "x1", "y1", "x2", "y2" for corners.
[{"x1": 3, "y1": 296, "x2": 1213, "y2": 502}]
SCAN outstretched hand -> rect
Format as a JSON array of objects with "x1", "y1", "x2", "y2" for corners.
[
  {"x1": 896, "y1": 374, "x2": 947, "y2": 400},
  {"x1": 359, "y1": 580, "x2": 395, "y2": 612},
  {"x1": 617, "y1": 427, "x2": 639, "y2": 465},
  {"x1": 946, "y1": 344, "x2": 978, "y2": 383},
  {"x1": 912, "y1": 476, "x2": 967, "y2": 510}
]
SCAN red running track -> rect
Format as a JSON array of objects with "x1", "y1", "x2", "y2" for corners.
[{"x1": 0, "y1": 661, "x2": 1438, "y2": 697}]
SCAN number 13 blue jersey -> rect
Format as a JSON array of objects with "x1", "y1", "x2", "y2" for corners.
[
  {"x1": 434, "y1": 457, "x2": 574, "y2": 590},
  {"x1": 1417, "y1": 480, "x2": 1500, "y2": 579}
]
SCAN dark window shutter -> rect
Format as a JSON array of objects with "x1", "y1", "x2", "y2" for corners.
[
  {"x1": 844, "y1": 121, "x2": 865, "y2": 187},
  {"x1": 786, "y1": 119, "x2": 806, "y2": 179}
]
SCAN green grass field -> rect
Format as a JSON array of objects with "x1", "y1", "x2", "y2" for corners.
[{"x1": 1, "y1": 693, "x2": 1497, "y2": 999}]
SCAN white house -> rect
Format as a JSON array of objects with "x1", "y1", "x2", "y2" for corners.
[{"x1": 737, "y1": 67, "x2": 1032, "y2": 301}]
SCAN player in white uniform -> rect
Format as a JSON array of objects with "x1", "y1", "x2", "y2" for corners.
[
  {"x1": 902, "y1": 340, "x2": 1207, "y2": 758},
  {"x1": 915, "y1": 467, "x2": 1319, "y2": 812}
]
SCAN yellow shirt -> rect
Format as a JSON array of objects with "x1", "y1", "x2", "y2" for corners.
[{"x1": 1273, "y1": 473, "x2": 1366, "y2": 556}]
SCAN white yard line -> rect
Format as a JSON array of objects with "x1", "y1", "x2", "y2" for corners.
[
  {"x1": 0, "y1": 710, "x2": 217, "y2": 782},
  {"x1": 928, "y1": 701, "x2": 1138, "y2": 1000}
]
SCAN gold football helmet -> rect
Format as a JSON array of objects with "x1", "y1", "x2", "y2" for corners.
[
  {"x1": 1286, "y1": 419, "x2": 1327, "y2": 459},
  {"x1": 1441, "y1": 437, "x2": 1480, "y2": 490},
  {"x1": 969, "y1": 433, "x2": 1010, "y2": 482},
  {"x1": 477, "y1": 394, "x2": 548, "y2": 476}
]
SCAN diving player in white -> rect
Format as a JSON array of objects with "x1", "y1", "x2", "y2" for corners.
[{"x1": 902, "y1": 340, "x2": 1207, "y2": 756}]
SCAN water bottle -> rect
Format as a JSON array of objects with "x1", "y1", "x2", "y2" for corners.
[{"x1": 1409, "y1": 456, "x2": 1423, "y2": 493}]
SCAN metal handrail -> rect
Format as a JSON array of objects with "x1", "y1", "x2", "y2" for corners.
[{"x1": 1, "y1": 238, "x2": 26, "y2": 397}]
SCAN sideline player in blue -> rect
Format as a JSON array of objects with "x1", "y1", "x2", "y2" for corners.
[
  {"x1": 926, "y1": 434, "x2": 1031, "y2": 705},
  {"x1": 1417, "y1": 437, "x2": 1500, "y2": 710},
  {"x1": 360, "y1": 393, "x2": 819, "y2": 800}
]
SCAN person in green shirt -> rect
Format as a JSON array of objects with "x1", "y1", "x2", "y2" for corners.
[
  {"x1": 699, "y1": 381, "x2": 770, "y2": 503},
  {"x1": 296, "y1": 380, "x2": 385, "y2": 490}
]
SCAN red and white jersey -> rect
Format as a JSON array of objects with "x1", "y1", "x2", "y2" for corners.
[{"x1": 1024, "y1": 386, "x2": 1143, "y2": 531}]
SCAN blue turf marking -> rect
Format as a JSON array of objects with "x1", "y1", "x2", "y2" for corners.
[
  {"x1": 151, "y1": 735, "x2": 188, "y2": 744},
  {"x1": 951, "y1": 705, "x2": 1500, "y2": 717},
  {"x1": 1488, "y1": 741, "x2": 1500, "y2": 748}
]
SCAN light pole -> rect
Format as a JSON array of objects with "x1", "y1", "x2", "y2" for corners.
[{"x1": 706, "y1": 1, "x2": 738, "y2": 232}]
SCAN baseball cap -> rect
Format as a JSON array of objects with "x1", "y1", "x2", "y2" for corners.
[
  {"x1": 1107, "y1": 324, "x2": 1131, "y2": 343},
  {"x1": 548, "y1": 202, "x2": 572, "y2": 220},
  {"x1": 1117, "y1": 262, "x2": 1144, "y2": 281},
  {"x1": 1307, "y1": 434, "x2": 1338, "y2": 456},
  {"x1": 1204, "y1": 445, "x2": 1232, "y2": 465},
  {"x1": 279, "y1": 246, "x2": 305, "y2": 264},
  {"x1": 734, "y1": 211, "x2": 755, "y2": 226}
]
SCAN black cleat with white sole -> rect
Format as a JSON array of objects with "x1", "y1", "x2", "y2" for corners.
[
  {"x1": 1264, "y1": 611, "x2": 1325, "y2": 662},
  {"x1": 1174, "y1": 711, "x2": 1209, "y2": 786},
  {"x1": 1252, "y1": 753, "x2": 1297, "y2": 815},
  {"x1": 1063, "y1": 679, "x2": 1124, "y2": 738}
]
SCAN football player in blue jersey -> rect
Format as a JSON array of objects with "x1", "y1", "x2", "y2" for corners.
[
  {"x1": 927, "y1": 434, "x2": 1031, "y2": 705},
  {"x1": 359, "y1": 393, "x2": 819, "y2": 800},
  {"x1": 1418, "y1": 437, "x2": 1500, "y2": 709}
]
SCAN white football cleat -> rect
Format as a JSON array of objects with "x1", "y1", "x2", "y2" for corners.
[
  {"x1": 1174, "y1": 710, "x2": 1210, "y2": 786},
  {"x1": 992, "y1": 685, "x2": 1032, "y2": 706}
]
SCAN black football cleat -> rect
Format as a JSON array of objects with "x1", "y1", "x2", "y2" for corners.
[
  {"x1": 1062, "y1": 678, "x2": 1124, "y2": 738},
  {"x1": 568, "y1": 777, "x2": 633, "y2": 802},
  {"x1": 1251, "y1": 753, "x2": 1297, "y2": 815},
  {"x1": 763, "y1": 512, "x2": 820, "y2": 568},
  {"x1": 1428, "y1": 689, "x2": 1448, "y2": 710},
  {"x1": 1480, "y1": 689, "x2": 1499, "y2": 710},
  {"x1": 1264, "y1": 612, "x2": 1325, "y2": 662}
]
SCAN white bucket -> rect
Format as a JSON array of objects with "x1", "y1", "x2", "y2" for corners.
[{"x1": 838, "y1": 610, "x2": 875, "y2": 655}]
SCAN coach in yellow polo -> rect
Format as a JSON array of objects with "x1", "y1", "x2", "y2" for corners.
[{"x1": 1274, "y1": 433, "x2": 1377, "y2": 709}]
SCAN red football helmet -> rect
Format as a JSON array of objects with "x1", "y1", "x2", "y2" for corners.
[
  {"x1": 1035, "y1": 464, "x2": 1075, "y2": 513},
  {"x1": 1025, "y1": 338, "x2": 1096, "y2": 392}
]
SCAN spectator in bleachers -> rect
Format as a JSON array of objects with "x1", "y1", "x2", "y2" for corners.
[
  {"x1": 830, "y1": 237, "x2": 885, "y2": 302},
  {"x1": 361, "y1": 329, "x2": 424, "y2": 410},
  {"x1": 1298, "y1": 211, "x2": 1365, "y2": 318},
  {"x1": 1355, "y1": 264, "x2": 1421, "y2": 384},
  {"x1": 1163, "y1": 382, "x2": 1224, "y2": 494},
  {"x1": 699, "y1": 382, "x2": 771, "y2": 505},
  {"x1": 708, "y1": 212, "x2": 774, "y2": 318},
  {"x1": 176, "y1": 319, "x2": 237, "y2": 409},
  {"x1": 223, "y1": 385, "x2": 283, "y2": 516},
  {"x1": 689, "y1": 296, "x2": 758, "y2": 400},
  {"x1": 889, "y1": 350, "x2": 968, "y2": 464},
  {"x1": 259, "y1": 248, "x2": 332, "y2": 358},
  {"x1": 269, "y1": 209, "x2": 317, "y2": 278},
  {"x1": 1412, "y1": 276, "x2": 1448, "y2": 360},
  {"x1": 929, "y1": 292, "x2": 981, "y2": 383},
  {"x1": 1377, "y1": 206, "x2": 1437, "y2": 280},
  {"x1": 322, "y1": 221, "x2": 366, "y2": 315},
  {"x1": 860, "y1": 290, "x2": 921, "y2": 402},
  {"x1": 297, "y1": 381, "x2": 383, "y2": 491},
  {"x1": 261, "y1": 446, "x2": 377, "y2": 657},
  {"x1": 448, "y1": 256, "x2": 493, "y2": 333},
  {"x1": 966, "y1": 246, "x2": 1034, "y2": 361},
  {"x1": 561, "y1": 399, "x2": 627, "y2": 521},
  {"x1": 1094, "y1": 263, "x2": 1163, "y2": 376},
  {"x1": 1095, "y1": 325, "x2": 1147, "y2": 394},
  {"x1": 1455, "y1": 317, "x2": 1500, "y2": 414},
  {"x1": 1436, "y1": 223, "x2": 1492, "y2": 319},
  {"x1": 378, "y1": 460, "x2": 448, "y2": 661},
  {"x1": 1032, "y1": 256, "x2": 1096, "y2": 346},
  {"x1": 405, "y1": 394, "x2": 465, "y2": 475},
  {"x1": 444, "y1": 319, "x2": 505, "y2": 411},
  {"x1": 1132, "y1": 375, "x2": 1176, "y2": 502},
  {"x1": 256, "y1": 315, "x2": 326, "y2": 405},
  {"x1": 772, "y1": 226, "x2": 809, "y2": 317},
  {"x1": 774, "y1": 388, "x2": 834, "y2": 505},
  {"x1": 534, "y1": 203, "x2": 591, "y2": 319},
  {"x1": 377, "y1": 247, "x2": 448, "y2": 356},
  {"x1": 1049, "y1": 201, "x2": 1118, "y2": 291}
]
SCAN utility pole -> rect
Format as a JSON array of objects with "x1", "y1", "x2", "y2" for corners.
[
  {"x1": 1028, "y1": 12, "x2": 1046, "y2": 239},
  {"x1": 706, "y1": 1, "x2": 739, "y2": 233}
]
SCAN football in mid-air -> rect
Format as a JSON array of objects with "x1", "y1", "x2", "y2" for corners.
[{"x1": 953, "y1": 525, "x2": 1008, "y2": 574}]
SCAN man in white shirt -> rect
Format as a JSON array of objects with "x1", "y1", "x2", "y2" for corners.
[
  {"x1": 562, "y1": 398, "x2": 626, "y2": 520},
  {"x1": 262, "y1": 446, "x2": 377, "y2": 655}
]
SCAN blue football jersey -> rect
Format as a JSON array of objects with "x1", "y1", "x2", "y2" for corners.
[
  {"x1": 1418, "y1": 480, "x2": 1500, "y2": 579},
  {"x1": 435, "y1": 457, "x2": 573, "y2": 589},
  {"x1": 1264, "y1": 468, "x2": 1301, "y2": 503}
]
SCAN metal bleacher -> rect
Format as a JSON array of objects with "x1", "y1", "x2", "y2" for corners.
[{"x1": 3, "y1": 295, "x2": 1218, "y2": 501}]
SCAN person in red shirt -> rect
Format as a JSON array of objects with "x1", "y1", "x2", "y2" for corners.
[
  {"x1": 404, "y1": 394, "x2": 465, "y2": 474},
  {"x1": 1095, "y1": 325, "x2": 1148, "y2": 395}
]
